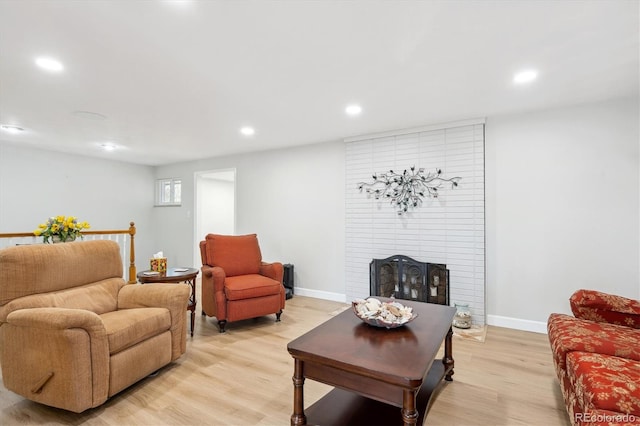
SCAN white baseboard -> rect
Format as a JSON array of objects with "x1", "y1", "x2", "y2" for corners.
[
  {"x1": 293, "y1": 287, "x2": 347, "y2": 303},
  {"x1": 487, "y1": 314, "x2": 548, "y2": 334},
  {"x1": 292, "y1": 292, "x2": 549, "y2": 335}
]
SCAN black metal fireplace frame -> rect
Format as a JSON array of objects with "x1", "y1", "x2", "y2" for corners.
[{"x1": 370, "y1": 254, "x2": 449, "y2": 306}]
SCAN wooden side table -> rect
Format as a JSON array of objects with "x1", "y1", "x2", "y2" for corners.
[{"x1": 137, "y1": 267, "x2": 199, "y2": 337}]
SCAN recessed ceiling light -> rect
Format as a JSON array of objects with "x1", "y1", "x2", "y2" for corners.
[
  {"x1": 162, "y1": 0, "x2": 194, "y2": 6},
  {"x1": 240, "y1": 126, "x2": 255, "y2": 136},
  {"x1": 35, "y1": 57, "x2": 64, "y2": 72},
  {"x1": 513, "y1": 69, "x2": 538, "y2": 84},
  {"x1": 0, "y1": 124, "x2": 24, "y2": 134},
  {"x1": 100, "y1": 143, "x2": 117, "y2": 152},
  {"x1": 345, "y1": 104, "x2": 362, "y2": 116}
]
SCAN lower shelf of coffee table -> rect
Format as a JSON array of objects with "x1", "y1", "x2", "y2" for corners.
[{"x1": 303, "y1": 360, "x2": 450, "y2": 425}]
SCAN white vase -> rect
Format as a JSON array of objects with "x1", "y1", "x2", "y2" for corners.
[{"x1": 51, "y1": 235, "x2": 76, "y2": 244}]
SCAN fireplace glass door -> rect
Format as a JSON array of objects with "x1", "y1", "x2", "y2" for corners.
[{"x1": 370, "y1": 255, "x2": 449, "y2": 305}]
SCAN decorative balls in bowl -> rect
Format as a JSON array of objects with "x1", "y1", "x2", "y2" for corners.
[{"x1": 352, "y1": 297, "x2": 417, "y2": 329}]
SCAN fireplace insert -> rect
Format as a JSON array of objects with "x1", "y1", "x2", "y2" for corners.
[{"x1": 370, "y1": 255, "x2": 449, "y2": 305}]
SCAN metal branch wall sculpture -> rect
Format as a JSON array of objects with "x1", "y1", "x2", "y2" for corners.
[{"x1": 357, "y1": 166, "x2": 461, "y2": 215}]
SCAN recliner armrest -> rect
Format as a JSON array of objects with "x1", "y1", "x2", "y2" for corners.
[
  {"x1": 117, "y1": 284, "x2": 190, "y2": 360},
  {"x1": 260, "y1": 262, "x2": 284, "y2": 284},
  {"x1": 570, "y1": 289, "x2": 640, "y2": 329},
  {"x1": 200, "y1": 265, "x2": 227, "y2": 321},
  {"x1": 117, "y1": 283, "x2": 189, "y2": 310},
  {"x1": 201, "y1": 265, "x2": 226, "y2": 293},
  {"x1": 1, "y1": 307, "x2": 111, "y2": 412},
  {"x1": 6, "y1": 307, "x2": 105, "y2": 332}
]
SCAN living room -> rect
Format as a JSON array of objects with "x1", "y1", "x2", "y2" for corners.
[{"x1": 0, "y1": 1, "x2": 638, "y2": 425}]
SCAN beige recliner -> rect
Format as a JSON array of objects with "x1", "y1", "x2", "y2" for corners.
[{"x1": 0, "y1": 240, "x2": 190, "y2": 413}]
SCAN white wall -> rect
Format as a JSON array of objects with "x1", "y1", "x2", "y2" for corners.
[
  {"x1": 2, "y1": 97, "x2": 636, "y2": 333},
  {"x1": 0, "y1": 142, "x2": 156, "y2": 267},
  {"x1": 485, "y1": 97, "x2": 639, "y2": 332},
  {"x1": 153, "y1": 97, "x2": 638, "y2": 330},
  {"x1": 153, "y1": 140, "x2": 346, "y2": 298}
]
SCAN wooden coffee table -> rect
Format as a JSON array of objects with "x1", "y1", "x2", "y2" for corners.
[
  {"x1": 287, "y1": 299, "x2": 456, "y2": 426},
  {"x1": 137, "y1": 267, "x2": 199, "y2": 337}
]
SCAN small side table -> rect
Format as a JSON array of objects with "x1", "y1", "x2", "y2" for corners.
[{"x1": 137, "y1": 267, "x2": 199, "y2": 337}]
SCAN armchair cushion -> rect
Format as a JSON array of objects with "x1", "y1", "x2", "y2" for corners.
[
  {"x1": 0, "y1": 239, "x2": 122, "y2": 305},
  {"x1": 117, "y1": 283, "x2": 190, "y2": 360},
  {"x1": 101, "y1": 308, "x2": 170, "y2": 355},
  {"x1": 566, "y1": 352, "x2": 640, "y2": 418},
  {"x1": 204, "y1": 233, "x2": 262, "y2": 276},
  {"x1": 571, "y1": 289, "x2": 640, "y2": 329},
  {"x1": 0, "y1": 279, "x2": 122, "y2": 321},
  {"x1": 224, "y1": 274, "x2": 283, "y2": 301},
  {"x1": 548, "y1": 313, "x2": 640, "y2": 373}
]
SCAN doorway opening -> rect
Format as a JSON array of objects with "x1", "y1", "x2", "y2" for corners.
[{"x1": 194, "y1": 169, "x2": 236, "y2": 268}]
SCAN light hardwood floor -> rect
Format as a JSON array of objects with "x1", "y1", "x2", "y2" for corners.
[{"x1": 0, "y1": 295, "x2": 570, "y2": 426}]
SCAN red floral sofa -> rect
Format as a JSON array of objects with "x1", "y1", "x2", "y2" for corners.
[{"x1": 548, "y1": 289, "x2": 640, "y2": 426}]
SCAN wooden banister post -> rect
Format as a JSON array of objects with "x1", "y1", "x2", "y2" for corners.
[{"x1": 128, "y1": 222, "x2": 137, "y2": 284}]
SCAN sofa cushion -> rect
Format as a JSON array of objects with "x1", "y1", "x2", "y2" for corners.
[
  {"x1": 0, "y1": 279, "x2": 123, "y2": 322},
  {"x1": 224, "y1": 274, "x2": 282, "y2": 301},
  {"x1": 548, "y1": 313, "x2": 640, "y2": 373},
  {"x1": 571, "y1": 289, "x2": 640, "y2": 329},
  {"x1": 567, "y1": 351, "x2": 640, "y2": 418},
  {"x1": 101, "y1": 308, "x2": 171, "y2": 355},
  {"x1": 204, "y1": 234, "x2": 262, "y2": 276},
  {"x1": 0, "y1": 240, "x2": 123, "y2": 306}
]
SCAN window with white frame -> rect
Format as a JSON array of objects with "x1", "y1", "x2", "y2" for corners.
[{"x1": 155, "y1": 178, "x2": 182, "y2": 206}]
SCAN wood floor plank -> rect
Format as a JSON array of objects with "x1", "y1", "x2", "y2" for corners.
[{"x1": 0, "y1": 295, "x2": 570, "y2": 425}]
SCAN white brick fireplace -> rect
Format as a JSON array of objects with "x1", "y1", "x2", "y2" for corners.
[{"x1": 344, "y1": 119, "x2": 486, "y2": 325}]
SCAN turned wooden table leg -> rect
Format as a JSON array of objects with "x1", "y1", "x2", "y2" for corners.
[
  {"x1": 187, "y1": 277, "x2": 195, "y2": 337},
  {"x1": 291, "y1": 359, "x2": 307, "y2": 426},
  {"x1": 444, "y1": 326, "x2": 455, "y2": 381},
  {"x1": 401, "y1": 389, "x2": 418, "y2": 426}
]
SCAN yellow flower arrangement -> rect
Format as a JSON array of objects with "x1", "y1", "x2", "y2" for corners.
[{"x1": 34, "y1": 215, "x2": 90, "y2": 243}]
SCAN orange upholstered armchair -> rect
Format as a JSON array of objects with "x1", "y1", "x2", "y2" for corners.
[{"x1": 199, "y1": 234, "x2": 285, "y2": 333}]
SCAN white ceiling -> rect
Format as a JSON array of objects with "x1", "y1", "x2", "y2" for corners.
[{"x1": 0, "y1": 1, "x2": 637, "y2": 166}]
